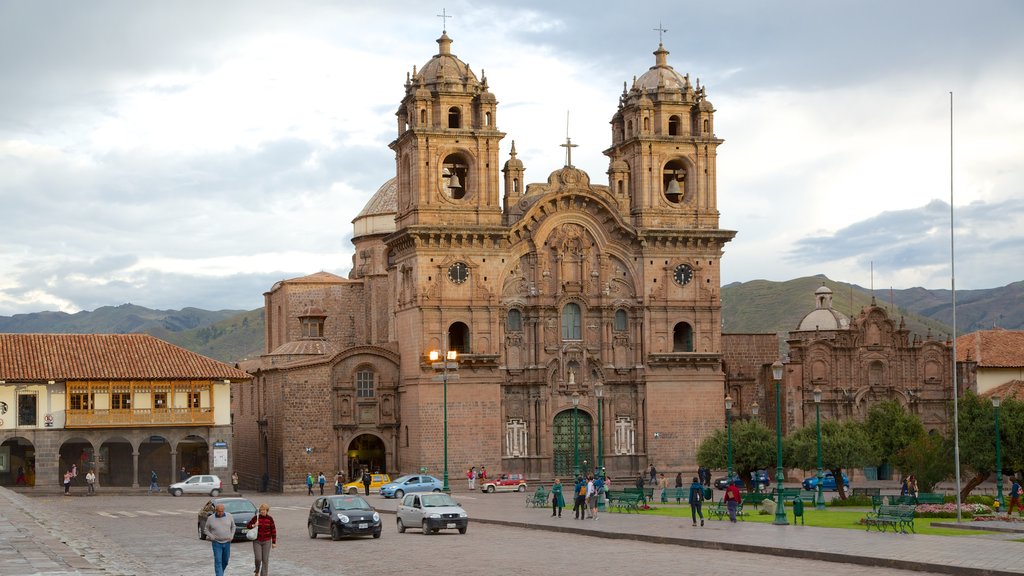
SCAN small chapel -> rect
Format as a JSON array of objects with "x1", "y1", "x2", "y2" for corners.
[{"x1": 232, "y1": 30, "x2": 737, "y2": 490}]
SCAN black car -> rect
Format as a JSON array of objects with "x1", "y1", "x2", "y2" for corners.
[
  {"x1": 307, "y1": 495, "x2": 382, "y2": 540},
  {"x1": 713, "y1": 470, "x2": 770, "y2": 491},
  {"x1": 197, "y1": 497, "x2": 257, "y2": 541}
]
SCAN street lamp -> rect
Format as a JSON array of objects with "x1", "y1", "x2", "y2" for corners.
[
  {"x1": 772, "y1": 360, "x2": 789, "y2": 525},
  {"x1": 725, "y1": 394, "x2": 734, "y2": 487},
  {"x1": 992, "y1": 396, "x2": 1003, "y2": 510},
  {"x1": 572, "y1": 392, "x2": 581, "y2": 477},
  {"x1": 595, "y1": 382, "x2": 604, "y2": 472},
  {"x1": 814, "y1": 386, "x2": 825, "y2": 510},
  {"x1": 429, "y1": 348, "x2": 458, "y2": 493}
]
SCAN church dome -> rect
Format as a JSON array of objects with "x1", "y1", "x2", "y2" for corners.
[
  {"x1": 796, "y1": 285, "x2": 850, "y2": 331},
  {"x1": 413, "y1": 32, "x2": 480, "y2": 92},
  {"x1": 635, "y1": 44, "x2": 690, "y2": 92},
  {"x1": 353, "y1": 177, "x2": 397, "y2": 238}
]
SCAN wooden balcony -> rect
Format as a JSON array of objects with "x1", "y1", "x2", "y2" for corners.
[{"x1": 65, "y1": 407, "x2": 215, "y2": 428}]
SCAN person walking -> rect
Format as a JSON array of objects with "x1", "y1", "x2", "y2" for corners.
[
  {"x1": 585, "y1": 475, "x2": 597, "y2": 519},
  {"x1": 246, "y1": 503, "x2": 277, "y2": 576},
  {"x1": 63, "y1": 470, "x2": 72, "y2": 495},
  {"x1": 649, "y1": 464, "x2": 658, "y2": 486},
  {"x1": 149, "y1": 470, "x2": 159, "y2": 494},
  {"x1": 907, "y1": 475, "x2": 919, "y2": 501},
  {"x1": 675, "y1": 472, "x2": 684, "y2": 503},
  {"x1": 335, "y1": 471, "x2": 345, "y2": 494},
  {"x1": 551, "y1": 478, "x2": 565, "y2": 517},
  {"x1": 467, "y1": 467, "x2": 476, "y2": 490},
  {"x1": 1007, "y1": 477, "x2": 1022, "y2": 517},
  {"x1": 659, "y1": 473, "x2": 669, "y2": 503},
  {"x1": 724, "y1": 481, "x2": 742, "y2": 523},
  {"x1": 85, "y1": 470, "x2": 96, "y2": 495},
  {"x1": 305, "y1": 473, "x2": 314, "y2": 496},
  {"x1": 179, "y1": 466, "x2": 188, "y2": 482},
  {"x1": 317, "y1": 472, "x2": 326, "y2": 495},
  {"x1": 232, "y1": 472, "x2": 240, "y2": 493},
  {"x1": 205, "y1": 503, "x2": 235, "y2": 576},
  {"x1": 361, "y1": 469, "x2": 372, "y2": 496},
  {"x1": 688, "y1": 476, "x2": 705, "y2": 527},
  {"x1": 573, "y1": 476, "x2": 587, "y2": 520}
]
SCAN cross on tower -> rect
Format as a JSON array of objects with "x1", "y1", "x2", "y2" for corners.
[
  {"x1": 653, "y1": 22, "x2": 668, "y2": 44},
  {"x1": 437, "y1": 8, "x2": 453, "y2": 33},
  {"x1": 560, "y1": 111, "x2": 579, "y2": 167}
]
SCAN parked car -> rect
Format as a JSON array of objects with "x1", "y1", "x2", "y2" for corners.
[
  {"x1": 480, "y1": 473, "x2": 528, "y2": 493},
  {"x1": 307, "y1": 495, "x2": 382, "y2": 540},
  {"x1": 713, "y1": 470, "x2": 769, "y2": 491},
  {"x1": 197, "y1": 497, "x2": 257, "y2": 540},
  {"x1": 396, "y1": 492, "x2": 468, "y2": 535},
  {"x1": 379, "y1": 474, "x2": 444, "y2": 498},
  {"x1": 341, "y1": 473, "x2": 391, "y2": 495},
  {"x1": 170, "y1": 474, "x2": 223, "y2": 497},
  {"x1": 802, "y1": 472, "x2": 849, "y2": 491}
]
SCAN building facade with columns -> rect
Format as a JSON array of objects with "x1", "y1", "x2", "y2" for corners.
[
  {"x1": 234, "y1": 31, "x2": 736, "y2": 490},
  {"x1": 0, "y1": 334, "x2": 248, "y2": 489}
]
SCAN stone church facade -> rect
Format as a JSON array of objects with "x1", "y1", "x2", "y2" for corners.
[{"x1": 233, "y1": 32, "x2": 737, "y2": 490}]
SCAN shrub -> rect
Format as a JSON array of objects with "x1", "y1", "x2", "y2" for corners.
[{"x1": 829, "y1": 495, "x2": 872, "y2": 507}]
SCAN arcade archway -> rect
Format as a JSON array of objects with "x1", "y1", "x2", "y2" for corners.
[
  {"x1": 177, "y1": 434, "x2": 209, "y2": 477},
  {"x1": 58, "y1": 437, "x2": 94, "y2": 486},
  {"x1": 1, "y1": 437, "x2": 36, "y2": 486}
]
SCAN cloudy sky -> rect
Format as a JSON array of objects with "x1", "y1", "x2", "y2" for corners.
[{"x1": 2, "y1": 0, "x2": 1022, "y2": 315}]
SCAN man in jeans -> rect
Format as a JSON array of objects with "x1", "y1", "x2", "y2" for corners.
[{"x1": 205, "y1": 503, "x2": 235, "y2": 576}]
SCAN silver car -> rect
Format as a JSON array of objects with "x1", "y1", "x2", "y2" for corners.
[
  {"x1": 396, "y1": 492, "x2": 468, "y2": 534},
  {"x1": 168, "y1": 474, "x2": 222, "y2": 497}
]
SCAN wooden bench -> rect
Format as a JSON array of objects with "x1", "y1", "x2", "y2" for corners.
[
  {"x1": 864, "y1": 504, "x2": 916, "y2": 533},
  {"x1": 526, "y1": 486, "x2": 549, "y2": 508}
]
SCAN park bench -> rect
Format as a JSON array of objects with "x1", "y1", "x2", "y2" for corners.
[
  {"x1": 527, "y1": 485, "x2": 549, "y2": 507},
  {"x1": 707, "y1": 497, "x2": 745, "y2": 521},
  {"x1": 742, "y1": 492, "x2": 770, "y2": 506},
  {"x1": 771, "y1": 488, "x2": 817, "y2": 503},
  {"x1": 623, "y1": 487, "x2": 655, "y2": 503},
  {"x1": 864, "y1": 504, "x2": 916, "y2": 533},
  {"x1": 871, "y1": 494, "x2": 886, "y2": 511},
  {"x1": 607, "y1": 490, "x2": 644, "y2": 512},
  {"x1": 853, "y1": 487, "x2": 881, "y2": 497},
  {"x1": 916, "y1": 492, "x2": 945, "y2": 505}
]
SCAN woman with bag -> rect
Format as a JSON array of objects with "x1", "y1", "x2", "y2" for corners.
[
  {"x1": 245, "y1": 503, "x2": 277, "y2": 576},
  {"x1": 550, "y1": 478, "x2": 564, "y2": 517}
]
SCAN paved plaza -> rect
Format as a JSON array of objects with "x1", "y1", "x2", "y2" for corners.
[{"x1": 0, "y1": 486, "x2": 1021, "y2": 575}]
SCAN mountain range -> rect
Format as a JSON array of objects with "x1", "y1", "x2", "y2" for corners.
[{"x1": 1, "y1": 276, "x2": 1020, "y2": 363}]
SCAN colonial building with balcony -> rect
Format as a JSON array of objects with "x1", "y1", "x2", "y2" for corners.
[{"x1": 0, "y1": 333, "x2": 249, "y2": 489}]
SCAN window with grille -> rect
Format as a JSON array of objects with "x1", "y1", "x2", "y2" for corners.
[
  {"x1": 69, "y1": 392, "x2": 94, "y2": 411},
  {"x1": 614, "y1": 309, "x2": 628, "y2": 332},
  {"x1": 506, "y1": 418, "x2": 528, "y2": 457},
  {"x1": 112, "y1": 393, "x2": 132, "y2": 410},
  {"x1": 188, "y1": 392, "x2": 201, "y2": 408},
  {"x1": 561, "y1": 303, "x2": 581, "y2": 340},
  {"x1": 356, "y1": 371, "x2": 375, "y2": 398},
  {"x1": 614, "y1": 416, "x2": 635, "y2": 455}
]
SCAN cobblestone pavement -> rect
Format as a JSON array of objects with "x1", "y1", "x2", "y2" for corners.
[{"x1": 2, "y1": 487, "x2": 1022, "y2": 575}]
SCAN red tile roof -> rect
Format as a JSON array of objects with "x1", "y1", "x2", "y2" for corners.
[
  {"x1": 0, "y1": 334, "x2": 251, "y2": 381},
  {"x1": 956, "y1": 329, "x2": 1024, "y2": 368},
  {"x1": 979, "y1": 380, "x2": 1024, "y2": 402}
]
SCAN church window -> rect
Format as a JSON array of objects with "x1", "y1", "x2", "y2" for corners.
[
  {"x1": 441, "y1": 153, "x2": 469, "y2": 200},
  {"x1": 614, "y1": 309, "x2": 628, "y2": 332},
  {"x1": 485, "y1": 111, "x2": 492, "y2": 126},
  {"x1": 507, "y1": 309, "x2": 522, "y2": 332},
  {"x1": 614, "y1": 416, "x2": 635, "y2": 455},
  {"x1": 448, "y1": 322, "x2": 470, "y2": 354},
  {"x1": 627, "y1": 120, "x2": 633, "y2": 136},
  {"x1": 356, "y1": 371, "x2": 375, "y2": 398},
  {"x1": 672, "y1": 322, "x2": 693, "y2": 352},
  {"x1": 703, "y1": 119, "x2": 709, "y2": 133},
  {"x1": 420, "y1": 109, "x2": 427, "y2": 125},
  {"x1": 505, "y1": 418, "x2": 528, "y2": 457},
  {"x1": 662, "y1": 159, "x2": 688, "y2": 204},
  {"x1": 513, "y1": 177, "x2": 519, "y2": 193},
  {"x1": 643, "y1": 117, "x2": 650, "y2": 131},
  {"x1": 301, "y1": 316, "x2": 325, "y2": 338},
  {"x1": 668, "y1": 115, "x2": 681, "y2": 135},
  {"x1": 561, "y1": 303, "x2": 582, "y2": 340},
  {"x1": 448, "y1": 106, "x2": 461, "y2": 128}
]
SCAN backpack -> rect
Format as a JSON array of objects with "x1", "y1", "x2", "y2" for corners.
[{"x1": 578, "y1": 485, "x2": 587, "y2": 496}]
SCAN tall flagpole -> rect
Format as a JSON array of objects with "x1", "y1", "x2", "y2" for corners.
[{"x1": 949, "y1": 91, "x2": 963, "y2": 522}]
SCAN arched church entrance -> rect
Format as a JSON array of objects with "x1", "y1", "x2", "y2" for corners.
[
  {"x1": 346, "y1": 434, "x2": 386, "y2": 478},
  {"x1": 553, "y1": 410, "x2": 593, "y2": 477},
  {"x1": 1, "y1": 436, "x2": 36, "y2": 486}
]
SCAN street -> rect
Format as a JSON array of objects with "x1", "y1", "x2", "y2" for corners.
[{"x1": 22, "y1": 491, "x2": 964, "y2": 576}]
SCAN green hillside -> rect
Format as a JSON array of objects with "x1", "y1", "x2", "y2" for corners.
[{"x1": 159, "y1": 308, "x2": 265, "y2": 363}]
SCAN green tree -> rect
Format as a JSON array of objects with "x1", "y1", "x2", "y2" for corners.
[
  {"x1": 956, "y1": 392, "x2": 996, "y2": 500},
  {"x1": 865, "y1": 400, "x2": 925, "y2": 473},
  {"x1": 896, "y1": 432, "x2": 953, "y2": 493},
  {"x1": 786, "y1": 419, "x2": 876, "y2": 500},
  {"x1": 696, "y1": 419, "x2": 775, "y2": 491},
  {"x1": 999, "y1": 396, "x2": 1024, "y2": 474}
]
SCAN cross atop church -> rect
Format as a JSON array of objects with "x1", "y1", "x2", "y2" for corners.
[
  {"x1": 653, "y1": 22, "x2": 668, "y2": 44},
  {"x1": 560, "y1": 111, "x2": 578, "y2": 167},
  {"x1": 437, "y1": 8, "x2": 453, "y2": 33}
]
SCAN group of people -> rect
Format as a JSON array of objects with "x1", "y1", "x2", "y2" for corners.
[
  {"x1": 204, "y1": 502, "x2": 278, "y2": 576},
  {"x1": 466, "y1": 466, "x2": 488, "y2": 489},
  {"x1": 549, "y1": 473, "x2": 605, "y2": 520},
  {"x1": 900, "y1": 474, "x2": 919, "y2": 499}
]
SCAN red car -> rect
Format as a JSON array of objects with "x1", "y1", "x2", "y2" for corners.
[{"x1": 480, "y1": 473, "x2": 527, "y2": 493}]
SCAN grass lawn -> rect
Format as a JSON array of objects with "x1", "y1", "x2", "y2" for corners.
[{"x1": 624, "y1": 502, "x2": 996, "y2": 536}]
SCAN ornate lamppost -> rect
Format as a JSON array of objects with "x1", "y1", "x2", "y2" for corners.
[
  {"x1": 595, "y1": 382, "x2": 604, "y2": 472},
  {"x1": 772, "y1": 360, "x2": 789, "y2": 525},
  {"x1": 572, "y1": 392, "x2": 581, "y2": 477},
  {"x1": 993, "y1": 395, "x2": 1003, "y2": 510},
  {"x1": 429, "y1": 348, "x2": 458, "y2": 492},
  {"x1": 725, "y1": 394, "x2": 734, "y2": 486},
  {"x1": 814, "y1": 386, "x2": 825, "y2": 510}
]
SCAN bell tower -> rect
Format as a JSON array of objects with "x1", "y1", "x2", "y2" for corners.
[
  {"x1": 390, "y1": 32, "x2": 505, "y2": 228},
  {"x1": 604, "y1": 43, "x2": 722, "y2": 230}
]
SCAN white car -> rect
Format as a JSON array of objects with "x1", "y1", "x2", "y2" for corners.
[
  {"x1": 396, "y1": 492, "x2": 468, "y2": 534},
  {"x1": 169, "y1": 474, "x2": 222, "y2": 497}
]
